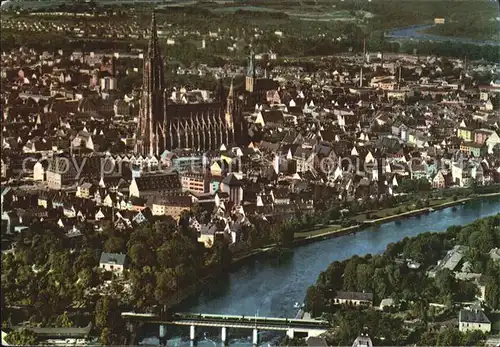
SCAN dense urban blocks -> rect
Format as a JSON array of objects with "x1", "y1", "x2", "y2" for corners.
[{"x1": 1, "y1": 1, "x2": 500, "y2": 346}]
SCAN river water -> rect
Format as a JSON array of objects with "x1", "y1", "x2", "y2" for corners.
[
  {"x1": 140, "y1": 197, "x2": 500, "y2": 346},
  {"x1": 387, "y1": 24, "x2": 500, "y2": 46}
]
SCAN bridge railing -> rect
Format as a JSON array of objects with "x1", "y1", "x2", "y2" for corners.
[{"x1": 121, "y1": 311, "x2": 329, "y2": 327}]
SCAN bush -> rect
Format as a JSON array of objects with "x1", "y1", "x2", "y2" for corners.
[{"x1": 5, "y1": 329, "x2": 39, "y2": 345}]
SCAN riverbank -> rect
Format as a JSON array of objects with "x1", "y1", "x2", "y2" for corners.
[
  {"x1": 300, "y1": 192, "x2": 500, "y2": 240},
  {"x1": 169, "y1": 193, "x2": 500, "y2": 311}
]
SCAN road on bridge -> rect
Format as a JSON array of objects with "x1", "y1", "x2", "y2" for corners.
[{"x1": 148, "y1": 319, "x2": 328, "y2": 332}]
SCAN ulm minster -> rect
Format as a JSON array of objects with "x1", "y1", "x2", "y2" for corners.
[
  {"x1": 1, "y1": 0, "x2": 500, "y2": 347},
  {"x1": 136, "y1": 12, "x2": 276, "y2": 157}
]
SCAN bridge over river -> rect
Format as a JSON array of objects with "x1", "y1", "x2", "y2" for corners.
[
  {"x1": 122, "y1": 312, "x2": 329, "y2": 345},
  {"x1": 136, "y1": 197, "x2": 500, "y2": 346}
]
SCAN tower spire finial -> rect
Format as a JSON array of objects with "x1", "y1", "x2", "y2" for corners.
[
  {"x1": 151, "y1": 9, "x2": 156, "y2": 28},
  {"x1": 149, "y1": 11, "x2": 159, "y2": 58}
]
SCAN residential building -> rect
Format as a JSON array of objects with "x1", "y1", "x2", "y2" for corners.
[
  {"x1": 459, "y1": 308, "x2": 491, "y2": 333},
  {"x1": 150, "y1": 194, "x2": 193, "y2": 221},
  {"x1": 486, "y1": 132, "x2": 500, "y2": 154},
  {"x1": 181, "y1": 172, "x2": 208, "y2": 194},
  {"x1": 473, "y1": 129, "x2": 493, "y2": 145},
  {"x1": 129, "y1": 173, "x2": 182, "y2": 197},
  {"x1": 460, "y1": 142, "x2": 485, "y2": 158},
  {"x1": 333, "y1": 291, "x2": 373, "y2": 307},
  {"x1": 457, "y1": 127, "x2": 473, "y2": 142},
  {"x1": 352, "y1": 334, "x2": 373, "y2": 347},
  {"x1": 99, "y1": 252, "x2": 127, "y2": 276}
]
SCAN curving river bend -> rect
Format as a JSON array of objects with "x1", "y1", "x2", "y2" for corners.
[{"x1": 141, "y1": 197, "x2": 500, "y2": 346}]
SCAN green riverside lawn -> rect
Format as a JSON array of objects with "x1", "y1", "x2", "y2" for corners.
[{"x1": 294, "y1": 193, "x2": 498, "y2": 240}]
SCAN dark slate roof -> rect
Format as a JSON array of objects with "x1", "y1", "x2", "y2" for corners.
[
  {"x1": 150, "y1": 194, "x2": 192, "y2": 207},
  {"x1": 335, "y1": 291, "x2": 373, "y2": 302},
  {"x1": 99, "y1": 252, "x2": 126, "y2": 266},
  {"x1": 459, "y1": 309, "x2": 490, "y2": 324},
  {"x1": 262, "y1": 110, "x2": 285, "y2": 125},
  {"x1": 255, "y1": 78, "x2": 279, "y2": 92},
  {"x1": 222, "y1": 173, "x2": 242, "y2": 187},
  {"x1": 134, "y1": 173, "x2": 181, "y2": 191}
]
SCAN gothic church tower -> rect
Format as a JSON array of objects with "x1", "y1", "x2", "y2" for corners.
[
  {"x1": 136, "y1": 12, "x2": 167, "y2": 157},
  {"x1": 245, "y1": 51, "x2": 256, "y2": 93}
]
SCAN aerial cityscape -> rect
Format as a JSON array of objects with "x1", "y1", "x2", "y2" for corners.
[{"x1": 1, "y1": 0, "x2": 500, "y2": 346}]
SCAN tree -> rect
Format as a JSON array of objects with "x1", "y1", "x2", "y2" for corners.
[
  {"x1": 154, "y1": 268, "x2": 178, "y2": 302},
  {"x1": 485, "y1": 280, "x2": 500, "y2": 309},
  {"x1": 460, "y1": 330, "x2": 485, "y2": 346},
  {"x1": 95, "y1": 296, "x2": 111, "y2": 330},
  {"x1": 100, "y1": 327, "x2": 112, "y2": 345},
  {"x1": 342, "y1": 258, "x2": 360, "y2": 291},
  {"x1": 492, "y1": 144, "x2": 500, "y2": 158},
  {"x1": 95, "y1": 296, "x2": 120, "y2": 330},
  {"x1": 94, "y1": 296, "x2": 123, "y2": 344},
  {"x1": 56, "y1": 311, "x2": 74, "y2": 328},
  {"x1": 436, "y1": 328, "x2": 462, "y2": 346},
  {"x1": 317, "y1": 261, "x2": 345, "y2": 291},
  {"x1": 304, "y1": 285, "x2": 326, "y2": 318},
  {"x1": 356, "y1": 263, "x2": 374, "y2": 292},
  {"x1": 77, "y1": 268, "x2": 96, "y2": 289},
  {"x1": 435, "y1": 268, "x2": 456, "y2": 299},
  {"x1": 104, "y1": 236, "x2": 126, "y2": 253},
  {"x1": 73, "y1": 249, "x2": 98, "y2": 273},
  {"x1": 5, "y1": 329, "x2": 39, "y2": 345},
  {"x1": 415, "y1": 200, "x2": 423, "y2": 209},
  {"x1": 129, "y1": 243, "x2": 154, "y2": 268}
]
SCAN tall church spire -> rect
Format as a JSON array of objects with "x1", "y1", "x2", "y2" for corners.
[
  {"x1": 148, "y1": 11, "x2": 160, "y2": 60},
  {"x1": 136, "y1": 11, "x2": 166, "y2": 157}
]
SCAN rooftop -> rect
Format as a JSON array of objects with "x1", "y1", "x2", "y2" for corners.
[
  {"x1": 459, "y1": 309, "x2": 490, "y2": 324},
  {"x1": 99, "y1": 252, "x2": 126, "y2": 266},
  {"x1": 335, "y1": 291, "x2": 373, "y2": 302}
]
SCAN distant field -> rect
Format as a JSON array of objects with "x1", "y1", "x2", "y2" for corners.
[
  {"x1": 196, "y1": 0, "x2": 499, "y2": 37},
  {"x1": 2, "y1": 0, "x2": 498, "y2": 47}
]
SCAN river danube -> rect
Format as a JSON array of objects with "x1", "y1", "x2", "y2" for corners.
[{"x1": 141, "y1": 197, "x2": 500, "y2": 346}]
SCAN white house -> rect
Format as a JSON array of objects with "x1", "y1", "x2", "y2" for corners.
[
  {"x1": 99, "y1": 252, "x2": 127, "y2": 276},
  {"x1": 486, "y1": 132, "x2": 500, "y2": 154},
  {"x1": 33, "y1": 161, "x2": 45, "y2": 181},
  {"x1": 458, "y1": 308, "x2": 491, "y2": 333},
  {"x1": 333, "y1": 291, "x2": 373, "y2": 306}
]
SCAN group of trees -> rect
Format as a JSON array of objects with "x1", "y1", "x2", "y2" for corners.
[
  {"x1": 94, "y1": 296, "x2": 124, "y2": 345},
  {"x1": 2, "y1": 221, "x2": 103, "y2": 325},
  {"x1": 1, "y1": 216, "x2": 233, "y2": 344},
  {"x1": 397, "y1": 177, "x2": 432, "y2": 194},
  {"x1": 4, "y1": 329, "x2": 39, "y2": 346},
  {"x1": 304, "y1": 214, "x2": 500, "y2": 345},
  {"x1": 324, "y1": 309, "x2": 486, "y2": 346}
]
